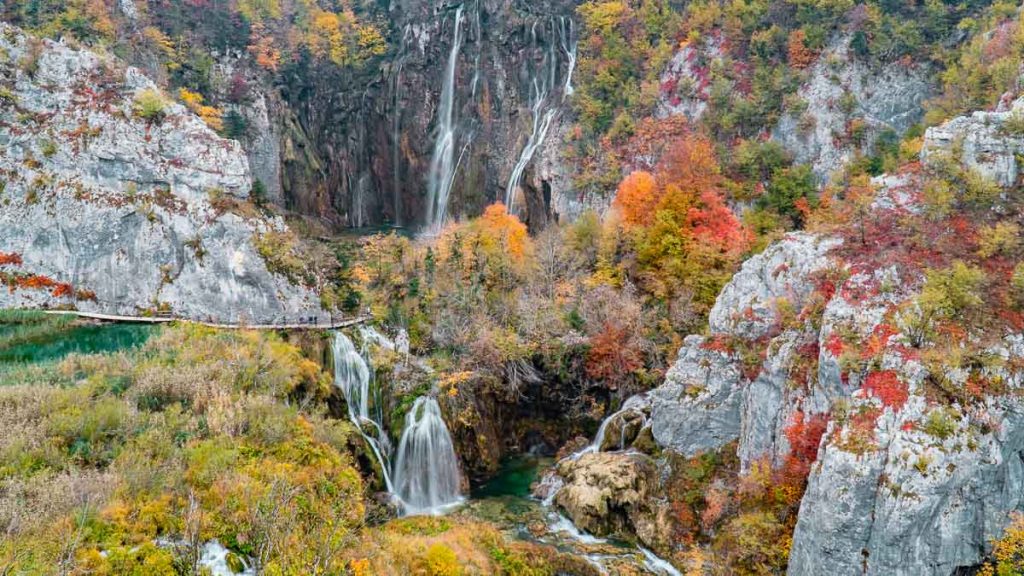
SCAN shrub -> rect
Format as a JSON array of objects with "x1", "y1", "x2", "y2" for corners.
[
  {"x1": 423, "y1": 543, "x2": 462, "y2": 576},
  {"x1": 979, "y1": 512, "x2": 1024, "y2": 576},
  {"x1": 862, "y1": 370, "x2": 909, "y2": 411},
  {"x1": 39, "y1": 139, "x2": 57, "y2": 157},
  {"x1": 133, "y1": 89, "x2": 167, "y2": 122},
  {"x1": 922, "y1": 407, "x2": 958, "y2": 440}
]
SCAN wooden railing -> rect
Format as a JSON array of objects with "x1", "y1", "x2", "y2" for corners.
[{"x1": 42, "y1": 310, "x2": 370, "y2": 330}]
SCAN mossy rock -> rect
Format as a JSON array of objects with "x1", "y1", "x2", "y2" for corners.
[{"x1": 225, "y1": 552, "x2": 246, "y2": 574}]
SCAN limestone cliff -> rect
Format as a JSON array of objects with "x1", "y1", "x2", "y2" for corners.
[
  {"x1": 548, "y1": 96, "x2": 1024, "y2": 574},
  {"x1": 0, "y1": 24, "x2": 323, "y2": 322}
]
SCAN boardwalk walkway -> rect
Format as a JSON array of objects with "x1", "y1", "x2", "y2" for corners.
[{"x1": 42, "y1": 310, "x2": 370, "y2": 330}]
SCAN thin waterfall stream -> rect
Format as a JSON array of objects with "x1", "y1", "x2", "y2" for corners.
[
  {"x1": 332, "y1": 331, "x2": 394, "y2": 493},
  {"x1": 505, "y1": 16, "x2": 578, "y2": 211}
]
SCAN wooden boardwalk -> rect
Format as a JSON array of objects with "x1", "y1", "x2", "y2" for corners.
[{"x1": 42, "y1": 310, "x2": 370, "y2": 330}]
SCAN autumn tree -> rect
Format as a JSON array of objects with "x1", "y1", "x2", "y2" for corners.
[
  {"x1": 614, "y1": 171, "x2": 659, "y2": 229},
  {"x1": 612, "y1": 134, "x2": 752, "y2": 304},
  {"x1": 787, "y1": 29, "x2": 817, "y2": 69}
]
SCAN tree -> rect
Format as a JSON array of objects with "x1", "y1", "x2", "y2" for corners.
[
  {"x1": 979, "y1": 512, "x2": 1024, "y2": 576},
  {"x1": 761, "y1": 165, "x2": 817, "y2": 227},
  {"x1": 614, "y1": 170, "x2": 659, "y2": 228},
  {"x1": 787, "y1": 29, "x2": 817, "y2": 69}
]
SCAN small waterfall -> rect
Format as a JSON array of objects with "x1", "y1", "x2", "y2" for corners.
[
  {"x1": 333, "y1": 331, "x2": 463, "y2": 515},
  {"x1": 640, "y1": 548, "x2": 683, "y2": 576},
  {"x1": 571, "y1": 394, "x2": 650, "y2": 458},
  {"x1": 332, "y1": 332, "x2": 394, "y2": 492},
  {"x1": 392, "y1": 396, "x2": 463, "y2": 515},
  {"x1": 425, "y1": 5, "x2": 466, "y2": 232}
]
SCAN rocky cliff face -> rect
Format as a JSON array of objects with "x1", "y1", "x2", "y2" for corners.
[
  {"x1": 0, "y1": 24, "x2": 322, "y2": 322},
  {"x1": 192, "y1": 0, "x2": 581, "y2": 230},
  {"x1": 547, "y1": 97, "x2": 1024, "y2": 573},
  {"x1": 772, "y1": 35, "x2": 932, "y2": 181}
]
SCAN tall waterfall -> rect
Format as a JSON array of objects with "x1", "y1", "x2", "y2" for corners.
[
  {"x1": 425, "y1": 5, "x2": 466, "y2": 233},
  {"x1": 558, "y1": 16, "x2": 577, "y2": 98},
  {"x1": 392, "y1": 396, "x2": 463, "y2": 515},
  {"x1": 332, "y1": 332, "x2": 394, "y2": 492},
  {"x1": 504, "y1": 17, "x2": 577, "y2": 210}
]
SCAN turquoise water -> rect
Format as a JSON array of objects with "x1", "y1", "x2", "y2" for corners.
[
  {"x1": 471, "y1": 455, "x2": 552, "y2": 499},
  {"x1": 0, "y1": 322, "x2": 156, "y2": 365}
]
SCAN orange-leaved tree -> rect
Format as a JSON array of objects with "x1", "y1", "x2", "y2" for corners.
[
  {"x1": 612, "y1": 133, "x2": 752, "y2": 305},
  {"x1": 614, "y1": 170, "x2": 659, "y2": 229}
]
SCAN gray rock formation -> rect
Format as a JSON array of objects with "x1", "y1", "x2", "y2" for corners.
[
  {"x1": 650, "y1": 233, "x2": 841, "y2": 466},
  {"x1": 789, "y1": 340, "x2": 1024, "y2": 576},
  {"x1": 0, "y1": 24, "x2": 322, "y2": 323},
  {"x1": 773, "y1": 35, "x2": 932, "y2": 181},
  {"x1": 922, "y1": 96, "x2": 1024, "y2": 187}
]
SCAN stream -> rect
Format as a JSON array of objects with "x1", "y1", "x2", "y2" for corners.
[{"x1": 462, "y1": 455, "x2": 682, "y2": 576}]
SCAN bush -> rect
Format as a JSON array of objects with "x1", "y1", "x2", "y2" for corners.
[
  {"x1": 133, "y1": 89, "x2": 167, "y2": 122},
  {"x1": 922, "y1": 407, "x2": 958, "y2": 440},
  {"x1": 423, "y1": 544, "x2": 462, "y2": 576}
]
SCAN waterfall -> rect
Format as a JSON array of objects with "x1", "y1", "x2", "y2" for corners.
[
  {"x1": 332, "y1": 332, "x2": 394, "y2": 492},
  {"x1": 392, "y1": 51, "x2": 406, "y2": 227},
  {"x1": 425, "y1": 5, "x2": 466, "y2": 232},
  {"x1": 571, "y1": 394, "x2": 650, "y2": 459},
  {"x1": 392, "y1": 396, "x2": 463, "y2": 515},
  {"x1": 558, "y1": 16, "x2": 577, "y2": 98},
  {"x1": 504, "y1": 17, "x2": 574, "y2": 210},
  {"x1": 333, "y1": 331, "x2": 463, "y2": 515}
]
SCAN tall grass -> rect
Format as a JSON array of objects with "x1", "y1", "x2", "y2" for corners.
[{"x1": 0, "y1": 310, "x2": 76, "y2": 350}]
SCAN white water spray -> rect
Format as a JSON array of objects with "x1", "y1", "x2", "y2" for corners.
[
  {"x1": 332, "y1": 332, "x2": 394, "y2": 492},
  {"x1": 392, "y1": 396, "x2": 464, "y2": 515},
  {"x1": 504, "y1": 17, "x2": 576, "y2": 210},
  {"x1": 425, "y1": 6, "x2": 466, "y2": 232}
]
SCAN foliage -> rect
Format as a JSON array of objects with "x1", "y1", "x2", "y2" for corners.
[
  {"x1": 612, "y1": 133, "x2": 754, "y2": 306},
  {"x1": 0, "y1": 325, "x2": 370, "y2": 574},
  {"x1": 133, "y1": 89, "x2": 167, "y2": 122},
  {"x1": 177, "y1": 87, "x2": 223, "y2": 132},
  {"x1": 979, "y1": 512, "x2": 1024, "y2": 576},
  {"x1": 862, "y1": 370, "x2": 909, "y2": 411}
]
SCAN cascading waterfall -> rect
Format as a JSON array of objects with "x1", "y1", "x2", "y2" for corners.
[
  {"x1": 333, "y1": 330, "x2": 462, "y2": 515},
  {"x1": 571, "y1": 393, "x2": 650, "y2": 458},
  {"x1": 392, "y1": 396, "x2": 463, "y2": 515},
  {"x1": 332, "y1": 332, "x2": 394, "y2": 492},
  {"x1": 504, "y1": 17, "x2": 577, "y2": 210},
  {"x1": 425, "y1": 5, "x2": 466, "y2": 233}
]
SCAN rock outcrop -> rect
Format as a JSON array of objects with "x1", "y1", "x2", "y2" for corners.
[
  {"x1": 773, "y1": 35, "x2": 931, "y2": 181},
  {"x1": 922, "y1": 96, "x2": 1024, "y2": 187},
  {"x1": 639, "y1": 98, "x2": 1024, "y2": 573},
  {"x1": 650, "y1": 233, "x2": 841, "y2": 468},
  {"x1": 0, "y1": 24, "x2": 323, "y2": 322},
  {"x1": 553, "y1": 451, "x2": 673, "y2": 551}
]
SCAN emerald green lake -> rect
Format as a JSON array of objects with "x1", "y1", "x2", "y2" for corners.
[
  {"x1": 0, "y1": 322, "x2": 157, "y2": 365},
  {"x1": 471, "y1": 455, "x2": 552, "y2": 499}
]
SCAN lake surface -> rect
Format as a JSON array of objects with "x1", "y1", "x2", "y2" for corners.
[{"x1": 0, "y1": 320, "x2": 156, "y2": 365}]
